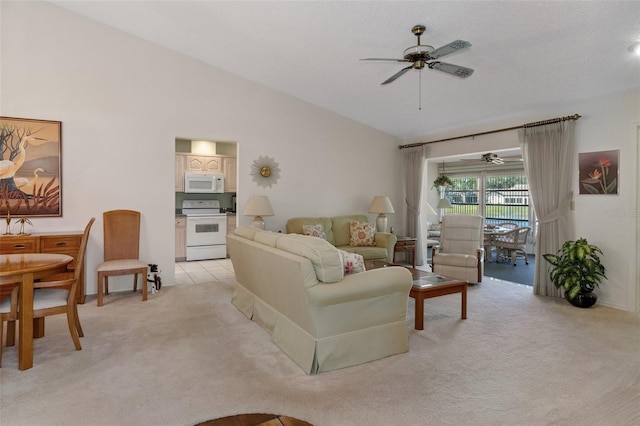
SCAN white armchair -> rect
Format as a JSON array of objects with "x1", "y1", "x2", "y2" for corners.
[{"x1": 431, "y1": 214, "x2": 484, "y2": 284}]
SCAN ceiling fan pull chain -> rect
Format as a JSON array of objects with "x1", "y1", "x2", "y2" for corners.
[{"x1": 419, "y1": 68, "x2": 422, "y2": 110}]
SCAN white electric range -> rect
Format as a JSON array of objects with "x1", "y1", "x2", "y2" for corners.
[{"x1": 182, "y1": 200, "x2": 227, "y2": 261}]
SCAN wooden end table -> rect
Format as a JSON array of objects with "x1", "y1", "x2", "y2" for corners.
[{"x1": 393, "y1": 236, "x2": 417, "y2": 268}]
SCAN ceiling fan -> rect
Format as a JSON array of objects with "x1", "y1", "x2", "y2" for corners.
[
  {"x1": 361, "y1": 25, "x2": 474, "y2": 85},
  {"x1": 461, "y1": 153, "x2": 523, "y2": 165}
]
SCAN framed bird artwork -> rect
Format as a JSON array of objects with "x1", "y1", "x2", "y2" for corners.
[{"x1": 0, "y1": 116, "x2": 62, "y2": 217}]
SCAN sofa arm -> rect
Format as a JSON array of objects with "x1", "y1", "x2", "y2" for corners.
[
  {"x1": 306, "y1": 266, "x2": 412, "y2": 306},
  {"x1": 374, "y1": 232, "x2": 397, "y2": 262}
]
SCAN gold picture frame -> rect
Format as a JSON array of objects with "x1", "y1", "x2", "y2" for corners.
[{"x1": 0, "y1": 116, "x2": 62, "y2": 217}]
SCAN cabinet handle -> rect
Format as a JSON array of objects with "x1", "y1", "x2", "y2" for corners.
[
  {"x1": 56, "y1": 242, "x2": 67, "y2": 247},
  {"x1": 13, "y1": 244, "x2": 26, "y2": 249}
]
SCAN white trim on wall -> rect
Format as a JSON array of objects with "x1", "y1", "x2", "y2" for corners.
[{"x1": 635, "y1": 122, "x2": 640, "y2": 312}]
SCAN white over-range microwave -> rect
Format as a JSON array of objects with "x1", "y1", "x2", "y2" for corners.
[{"x1": 184, "y1": 172, "x2": 225, "y2": 193}]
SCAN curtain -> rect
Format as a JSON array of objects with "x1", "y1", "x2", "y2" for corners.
[
  {"x1": 403, "y1": 146, "x2": 426, "y2": 265},
  {"x1": 518, "y1": 121, "x2": 575, "y2": 297}
]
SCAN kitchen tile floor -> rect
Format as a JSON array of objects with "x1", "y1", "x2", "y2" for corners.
[{"x1": 174, "y1": 258, "x2": 236, "y2": 285}]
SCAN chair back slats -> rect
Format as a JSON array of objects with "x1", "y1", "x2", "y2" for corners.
[{"x1": 103, "y1": 210, "x2": 141, "y2": 261}]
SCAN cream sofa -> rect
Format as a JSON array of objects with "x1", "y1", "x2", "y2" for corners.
[
  {"x1": 286, "y1": 215, "x2": 396, "y2": 262},
  {"x1": 227, "y1": 226, "x2": 413, "y2": 374}
]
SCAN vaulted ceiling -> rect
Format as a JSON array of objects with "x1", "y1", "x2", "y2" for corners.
[{"x1": 50, "y1": 1, "x2": 640, "y2": 140}]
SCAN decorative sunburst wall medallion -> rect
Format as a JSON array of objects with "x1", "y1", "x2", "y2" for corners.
[{"x1": 250, "y1": 155, "x2": 281, "y2": 188}]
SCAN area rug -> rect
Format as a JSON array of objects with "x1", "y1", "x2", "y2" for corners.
[{"x1": 196, "y1": 413, "x2": 313, "y2": 426}]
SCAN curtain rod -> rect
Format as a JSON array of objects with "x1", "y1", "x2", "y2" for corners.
[{"x1": 398, "y1": 113, "x2": 582, "y2": 150}]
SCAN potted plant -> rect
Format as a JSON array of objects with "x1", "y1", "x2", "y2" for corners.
[
  {"x1": 432, "y1": 174, "x2": 453, "y2": 189},
  {"x1": 543, "y1": 238, "x2": 606, "y2": 308}
]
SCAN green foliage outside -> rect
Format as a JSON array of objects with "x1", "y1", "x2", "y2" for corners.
[{"x1": 444, "y1": 175, "x2": 530, "y2": 221}]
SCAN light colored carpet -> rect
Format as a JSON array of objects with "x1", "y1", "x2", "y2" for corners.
[{"x1": 1, "y1": 274, "x2": 639, "y2": 426}]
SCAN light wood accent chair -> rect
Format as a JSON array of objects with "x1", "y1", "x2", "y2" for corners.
[
  {"x1": 96, "y1": 210, "x2": 148, "y2": 307},
  {"x1": 1, "y1": 217, "x2": 95, "y2": 365}
]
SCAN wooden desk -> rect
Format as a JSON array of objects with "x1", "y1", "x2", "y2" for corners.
[
  {"x1": 393, "y1": 237, "x2": 417, "y2": 268},
  {"x1": 0, "y1": 232, "x2": 85, "y2": 303},
  {"x1": 0, "y1": 253, "x2": 72, "y2": 370}
]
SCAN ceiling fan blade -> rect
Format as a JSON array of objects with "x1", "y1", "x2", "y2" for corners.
[
  {"x1": 428, "y1": 40, "x2": 472, "y2": 59},
  {"x1": 381, "y1": 65, "x2": 413, "y2": 85},
  {"x1": 360, "y1": 58, "x2": 410, "y2": 62},
  {"x1": 428, "y1": 61, "x2": 474, "y2": 78}
]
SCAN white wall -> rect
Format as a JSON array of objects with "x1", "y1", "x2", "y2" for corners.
[
  {"x1": 1, "y1": 2, "x2": 404, "y2": 294},
  {"x1": 3, "y1": 2, "x2": 638, "y2": 312},
  {"x1": 413, "y1": 92, "x2": 640, "y2": 311}
]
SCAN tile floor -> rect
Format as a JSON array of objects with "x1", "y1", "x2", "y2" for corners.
[{"x1": 174, "y1": 258, "x2": 236, "y2": 285}]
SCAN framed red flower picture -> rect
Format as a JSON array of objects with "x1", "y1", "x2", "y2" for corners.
[{"x1": 578, "y1": 149, "x2": 619, "y2": 195}]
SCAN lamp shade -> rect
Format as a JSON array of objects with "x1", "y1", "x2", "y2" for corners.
[
  {"x1": 368, "y1": 196, "x2": 395, "y2": 214},
  {"x1": 437, "y1": 198, "x2": 453, "y2": 209},
  {"x1": 425, "y1": 203, "x2": 438, "y2": 216},
  {"x1": 243, "y1": 195, "x2": 274, "y2": 217}
]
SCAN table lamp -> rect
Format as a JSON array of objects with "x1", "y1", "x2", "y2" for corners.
[
  {"x1": 369, "y1": 196, "x2": 395, "y2": 232},
  {"x1": 425, "y1": 202, "x2": 438, "y2": 226},
  {"x1": 243, "y1": 195, "x2": 274, "y2": 230},
  {"x1": 436, "y1": 198, "x2": 453, "y2": 223}
]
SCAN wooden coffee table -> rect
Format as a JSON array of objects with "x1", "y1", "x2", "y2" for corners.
[{"x1": 366, "y1": 260, "x2": 467, "y2": 330}]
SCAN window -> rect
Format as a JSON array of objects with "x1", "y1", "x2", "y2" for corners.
[{"x1": 443, "y1": 169, "x2": 534, "y2": 229}]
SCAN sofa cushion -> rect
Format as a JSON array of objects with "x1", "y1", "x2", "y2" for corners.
[
  {"x1": 254, "y1": 230, "x2": 281, "y2": 247},
  {"x1": 331, "y1": 215, "x2": 368, "y2": 247},
  {"x1": 286, "y1": 217, "x2": 335, "y2": 245},
  {"x1": 337, "y1": 249, "x2": 365, "y2": 275},
  {"x1": 433, "y1": 253, "x2": 479, "y2": 268},
  {"x1": 276, "y1": 234, "x2": 343, "y2": 283},
  {"x1": 234, "y1": 226, "x2": 257, "y2": 240},
  {"x1": 339, "y1": 245, "x2": 388, "y2": 260},
  {"x1": 349, "y1": 221, "x2": 376, "y2": 247},
  {"x1": 302, "y1": 223, "x2": 327, "y2": 240}
]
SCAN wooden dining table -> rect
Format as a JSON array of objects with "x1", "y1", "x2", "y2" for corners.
[{"x1": 0, "y1": 253, "x2": 73, "y2": 370}]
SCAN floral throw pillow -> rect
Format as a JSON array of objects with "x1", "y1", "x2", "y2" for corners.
[
  {"x1": 302, "y1": 223, "x2": 327, "y2": 240},
  {"x1": 349, "y1": 221, "x2": 376, "y2": 247},
  {"x1": 338, "y1": 249, "x2": 366, "y2": 275}
]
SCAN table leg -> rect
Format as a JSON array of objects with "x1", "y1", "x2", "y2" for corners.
[
  {"x1": 461, "y1": 285, "x2": 467, "y2": 320},
  {"x1": 18, "y1": 272, "x2": 34, "y2": 370},
  {"x1": 414, "y1": 293, "x2": 425, "y2": 330}
]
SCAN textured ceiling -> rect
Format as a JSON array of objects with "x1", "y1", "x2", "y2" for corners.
[{"x1": 49, "y1": 1, "x2": 640, "y2": 140}]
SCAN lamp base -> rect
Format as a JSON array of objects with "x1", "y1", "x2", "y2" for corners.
[
  {"x1": 252, "y1": 216, "x2": 265, "y2": 230},
  {"x1": 376, "y1": 214, "x2": 388, "y2": 233}
]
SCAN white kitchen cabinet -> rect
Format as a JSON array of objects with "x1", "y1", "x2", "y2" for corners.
[
  {"x1": 175, "y1": 216, "x2": 186, "y2": 261},
  {"x1": 185, "y1": 155, "x2": 223, "y2": 173},
  {"x1": 175, "y1": 154, "x2": 185, "y2": 191},
  {"x1": 223, "y1": 157, "x2": 237, "y2": 192}
]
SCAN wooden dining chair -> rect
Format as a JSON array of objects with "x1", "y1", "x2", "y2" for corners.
[
  {"x1": 96, "y1": 210, "x2": 148, "y2": 306},
  {"x1": 1, "y1": 217, "x2": 95, "y2": 364},
  {"x1": 0, "y1": 286, "x2": 19, "y2": 367}
]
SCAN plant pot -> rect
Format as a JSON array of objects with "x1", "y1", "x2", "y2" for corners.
[{"x1": 567, "y1": 291, "x2": 597, "y2": 308}]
